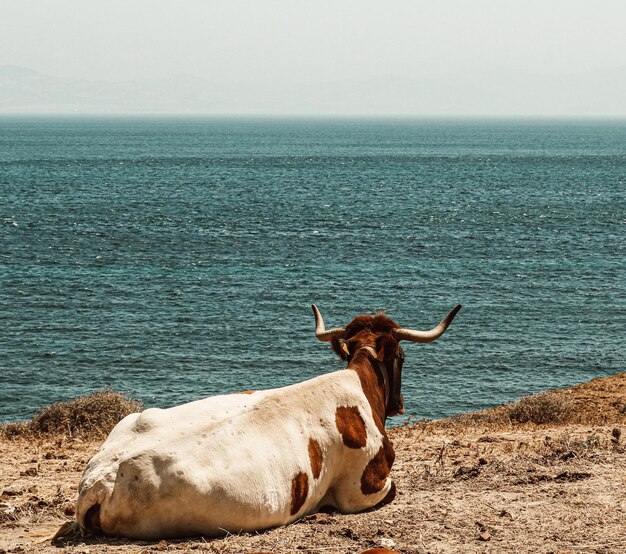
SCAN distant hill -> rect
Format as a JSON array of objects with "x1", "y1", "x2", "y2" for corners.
[
  {"x1": 0, "y1": 65, "x2": 229, "y2": 114},
  {"x1": 1, "y1": 65, "x2": 625, "y2": 116},
  {"x1": 0, "y1": 65, "x2": 41, "y2": 79}
]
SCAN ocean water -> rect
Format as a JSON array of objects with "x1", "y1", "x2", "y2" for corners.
[{"x1": 1, "y1": 116, "x2": 624, "y2": 424}]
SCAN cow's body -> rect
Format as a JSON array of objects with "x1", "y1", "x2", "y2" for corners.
[
  {"x1": 77, "y1": 370, "x2": 392, "y2": 539},
  {"x1": 75, "y1": 304, "x2": 460, "y2": 540}
]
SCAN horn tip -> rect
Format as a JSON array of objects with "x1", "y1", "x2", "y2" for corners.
[{"x1": 447, "y1": 304, "x2": 462, "y2": 322}]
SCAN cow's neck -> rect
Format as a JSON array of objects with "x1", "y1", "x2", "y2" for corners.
[{"x1": 346, "y1": 346, "x2": 388, "y2": 431}]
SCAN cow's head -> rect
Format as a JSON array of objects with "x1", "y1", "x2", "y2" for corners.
[{"x1": 312, "y1": 304, "x2": 461, "y2": 418}]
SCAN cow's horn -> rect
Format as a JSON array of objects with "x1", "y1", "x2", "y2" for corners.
[
  {"x1": 393, "y1": 304, "x2": 462, "y2": 343},
  {"x1": 312, "y1": 304, "x2": 346, "y2": 342}
]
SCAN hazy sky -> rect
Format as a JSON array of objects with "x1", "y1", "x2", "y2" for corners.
[
  {"x1": 2, "y1": 0, "x2": 624, "y2": 82},
  {"x1": 1, "y1": 1, "x2": 625, "y2": 114}
]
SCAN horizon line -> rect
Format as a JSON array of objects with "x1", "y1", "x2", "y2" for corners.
[{"x1": 1, "y1": 112, "x2": 626, "y2": 120}]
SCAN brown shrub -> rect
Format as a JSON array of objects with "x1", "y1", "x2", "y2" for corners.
[
  {"x1": 0, "y1": 421, "x2": 31, "y2": 439},
  {"x1": 429, "y1": 390, "x2": 579, "y2": 433},
  {"x1": 0, "y1": 389, "x2": 142, "y2": 440},
  {"x1": 507, "y1": 391, "x2": 575, "y2": 425}
]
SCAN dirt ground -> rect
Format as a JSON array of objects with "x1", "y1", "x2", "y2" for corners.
[{"x1": 1, "y1": 373, "x2": 625, "y2": 554}]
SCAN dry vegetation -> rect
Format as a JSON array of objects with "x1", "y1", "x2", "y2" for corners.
[
  {"x1": 1, "y1": 374, "x2": 625, "y2": 554},
  {"x1": 0, "y1": 389, "x2": 142, "y2": 441}
]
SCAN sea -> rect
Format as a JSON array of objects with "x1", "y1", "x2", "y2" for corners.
[{"x1": 1, "y1": 116, "x2": 624, "y2": 424}]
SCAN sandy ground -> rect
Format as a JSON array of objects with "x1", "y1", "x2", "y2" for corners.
[{"x1": 1, "y1": 373, "x2": 625, "y2": 554}]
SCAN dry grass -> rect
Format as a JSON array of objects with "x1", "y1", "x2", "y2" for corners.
[
  {"x1": 507, "y1": 390, "x2": 575, "y2": 424},
  {"x1": 0, "y1": 389, "x2": 142, "y2": 440}
]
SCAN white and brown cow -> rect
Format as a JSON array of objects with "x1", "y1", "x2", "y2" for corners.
[{"x1": 75, "y1": 304, "x2": 461, "y2": 539}]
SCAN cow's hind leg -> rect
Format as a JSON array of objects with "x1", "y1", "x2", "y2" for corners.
[{"x1": 331, "y1": 475, "x2": 395, "y2": 514}]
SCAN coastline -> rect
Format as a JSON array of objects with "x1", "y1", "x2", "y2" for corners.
[{"x1": 1, "y1": 372, "x2": 624, "y2": 553}]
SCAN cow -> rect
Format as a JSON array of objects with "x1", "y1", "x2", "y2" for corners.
[{"x1": 74, "y1": 304, "x2": 461, "y2": 539}]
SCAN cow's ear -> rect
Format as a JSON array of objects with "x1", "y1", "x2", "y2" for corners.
[{"x1": 331, "y1": 337, "x2": 349, "y2": 361}]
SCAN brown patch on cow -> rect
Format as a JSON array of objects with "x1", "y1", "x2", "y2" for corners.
[
  {"x1": 361, "y1": 435, "x2": 395, "y2": 495},
  {"x1": 335, "y1": 406, "x2": 367, "y2": 449},
  {"x1": 237, "y1": 390, "x2": 255, "y2": 394},
  {"x1": 308, "y1": 438, "x2": 323, "y2": 479},
  {"x1": 290, "y1": 471, "x2": 309, "y2": 515}
]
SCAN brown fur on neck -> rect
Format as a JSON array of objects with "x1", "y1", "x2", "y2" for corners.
[
  {"x1": 332, "y1": 313, "x2": 404, "y2": 430},
  {"x1": 347, "y1": 346, "x2": 388, "y2": 432}
]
